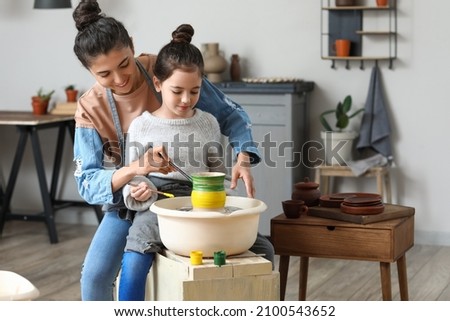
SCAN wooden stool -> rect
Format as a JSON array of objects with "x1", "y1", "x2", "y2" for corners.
[
  {"x1": 315, "y1": 165, "x2": 392, "y2": 203},
  {"x1": 145, "y1": 250, "x2": 279, "y2": 301}
]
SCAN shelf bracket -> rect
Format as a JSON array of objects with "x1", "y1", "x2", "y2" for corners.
[
  {"x1": 389, "y1": 58, "x2": 394, "y2": 70},
  {"x1": 345, "y1": 60, "x2": 350, "y2": 70},
  {"x1": 360, "y1": 60, "x2": 364, "y2": 70}
]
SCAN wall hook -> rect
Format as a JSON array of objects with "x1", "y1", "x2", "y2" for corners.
[{"x1": 389, "y1": 59, "x2": 394, "y2": 70}]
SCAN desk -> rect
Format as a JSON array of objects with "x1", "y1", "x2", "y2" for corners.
[
  {"x1": 0, "y1": 111, "x2": 102, "y2": 243},
  {"x1": 270, "y1": 204, "x2": 414, "y2": 301}
]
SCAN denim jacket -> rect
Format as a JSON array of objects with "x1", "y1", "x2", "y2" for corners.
[{"x1": 73, "y1": 77, "x2": 261, "y2": 207}]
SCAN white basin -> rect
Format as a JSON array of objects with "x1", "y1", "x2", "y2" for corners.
[{"x1": 150, "y1": 196, "x2": 267, "y2": 257}]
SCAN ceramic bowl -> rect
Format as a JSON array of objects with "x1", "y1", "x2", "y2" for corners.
[
  {"x1": 150, "y1": 196, "x2": 267, "y2": 257},
  {"x1": 282, "y1": 200, "x2": 308, "y2": 218}
]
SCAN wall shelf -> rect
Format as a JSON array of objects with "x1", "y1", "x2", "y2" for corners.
[
  {"x1": 356, "y1": 31, "x2": 395, "y2": 35},
  {"x1": 321, "y1": 0, "x2": 397, "y2": 70}
]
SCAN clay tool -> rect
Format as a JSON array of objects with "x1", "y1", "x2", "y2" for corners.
[{"x1": 128, "y1": 183, "x2": 174, "y2": 198}]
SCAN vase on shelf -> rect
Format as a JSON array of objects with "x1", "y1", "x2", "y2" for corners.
[
  {"x1": 229, "y1": 54, "x2": 241, "y2": 82},
  {"x1": 376, "y1": 0, "x2": 388, "y2": 6},
  {"x1": 335, "y1": 0, "x2": 356, "y2": 6},
  {"x1": 203, "y1": 43, "x2": 227, "y2": 83}
]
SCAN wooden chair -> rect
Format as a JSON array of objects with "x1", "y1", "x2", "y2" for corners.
[{"x1": 314, "y1": 165, "x2": 392, "y2": 203}]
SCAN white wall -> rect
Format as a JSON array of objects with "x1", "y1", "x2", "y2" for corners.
[{"x1": 0, "y1": 0, "x2": 449, "y2": 245}]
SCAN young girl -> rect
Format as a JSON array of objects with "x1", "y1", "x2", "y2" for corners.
[{"x1": 118, "y1": 24, "x2": 273, "y2": 301}]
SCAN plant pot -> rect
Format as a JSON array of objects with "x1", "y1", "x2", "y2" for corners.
[
  {"x1": 376, "y1": 0, "x2": 388, "y2": 6},
  {"x1": 320, "y1": 131, "x2": 358, "y2": 166},
  {"x1": 335, "y1": 0, "x2": 357, "y2": 6},
  {"x1": 65, "y1": 89, "x2": 78, "y2": 102},
  {"x1": 31, "y1": 96, "x2": 50, "y2": 115}
]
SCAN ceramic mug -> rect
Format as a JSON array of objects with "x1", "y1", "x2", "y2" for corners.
[
  {"x1": 376, "y1": 0, "x2": 388, "y2": 7},
  {"x1": 334, "y1": 39, "x2": 351, "y2": 57},
  {"x1": 282, "y1": 200, "x2": 309, "y2": 219}
]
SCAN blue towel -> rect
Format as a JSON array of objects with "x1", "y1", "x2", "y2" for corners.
[
  {"x1": 347, "y1": 153, "x2": 388, "y2": 176},
  {"x1": 356, "y1": 65, "x2": 393, "y2": 160}
]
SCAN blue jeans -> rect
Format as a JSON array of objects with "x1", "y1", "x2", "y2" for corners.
[
  {"x1": 80, "y1": 211, "x2": 130, "y2": 301},
  {"x1": 119, "y1": 252, "x2": 154, "y2": 301}
]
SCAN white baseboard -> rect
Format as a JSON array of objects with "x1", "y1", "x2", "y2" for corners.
[{"x1": 415, "y1": 230, "x2": 450, "y2": 247}]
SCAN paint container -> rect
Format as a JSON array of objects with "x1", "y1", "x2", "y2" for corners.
[
  {"x1": 190, "y1": 250, "x2": 203, "y2": 265},
  {"x1": 213, "y1": 250, "x2": 226, "y2": 267}
]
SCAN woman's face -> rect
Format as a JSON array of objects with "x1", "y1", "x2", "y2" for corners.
[
  {"x1": 153, "y1": 69, "x2": 202, "y2": 119},
  {"x1": 88, "y1": 46, "x2": 140, "y2": 95}
]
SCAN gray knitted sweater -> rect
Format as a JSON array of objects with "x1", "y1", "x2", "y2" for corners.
[{"x1": 123, "y1": 109, "x2": 227, "y2": 211}]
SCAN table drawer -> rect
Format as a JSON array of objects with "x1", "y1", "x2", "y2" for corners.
[{"x1": 273, "y1": 223, "x2": 397, "y2": 261}]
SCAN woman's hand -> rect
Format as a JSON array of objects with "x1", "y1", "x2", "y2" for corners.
[{"x1": 230, "y1": 152, "x2": 255, "y2": 198}]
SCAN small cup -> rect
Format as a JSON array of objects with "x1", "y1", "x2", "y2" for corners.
[{"x1": 282, "y1": 200, "x2": 308, "y2": 219}]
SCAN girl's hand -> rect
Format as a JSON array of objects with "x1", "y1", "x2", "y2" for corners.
[
  {"x1": 132, "y1": 145, "x2": 174, "y2": 176},
  {"x1": 129, "y1": 181, "x2": 153, "y2": 202}
]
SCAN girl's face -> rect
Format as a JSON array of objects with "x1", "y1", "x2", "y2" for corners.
[
  {"x1": 88, "y1": 46, "x2": 140, "y2": 95},
  {"x1": 153, "y1": 68, "x2": 202, "y2": 119}
]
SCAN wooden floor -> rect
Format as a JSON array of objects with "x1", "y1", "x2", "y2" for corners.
[{"x1": 1, "y1": 220, "x2": 450, "y2": 301}]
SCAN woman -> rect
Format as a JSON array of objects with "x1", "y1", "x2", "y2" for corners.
[{"x1": 72, "y1": 1, "x2": 273, "y2": 300}]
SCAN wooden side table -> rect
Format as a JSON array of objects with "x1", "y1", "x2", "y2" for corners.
[
  {"x1": 270, "y1": 204, "x2": 415, "y2": 301},
  {"x1": 314, "y1": 165, "x2": 392, "y2": 203}
]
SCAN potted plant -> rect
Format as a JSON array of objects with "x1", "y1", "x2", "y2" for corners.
[
  {"x1": 31, "y1": 88, "x2": 55, "y2": 115},
  {"x1": 65, "y1": 85, "x2": 79, "y2": 102},
  {"x1": 319, "y1": 95, "x2": 364, "y2": 165}
]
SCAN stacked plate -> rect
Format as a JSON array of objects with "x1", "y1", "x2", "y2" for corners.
[{"x1": 319, "y1": 192, "x2": 385, "y2": 215}]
